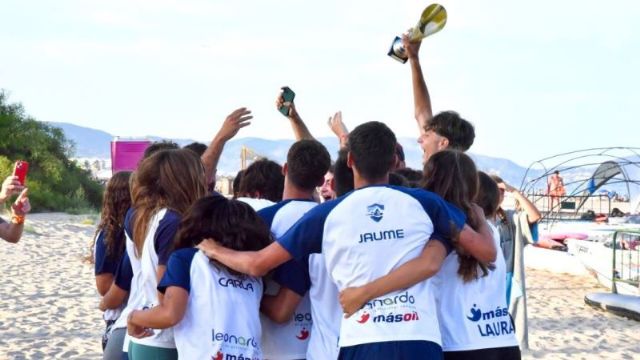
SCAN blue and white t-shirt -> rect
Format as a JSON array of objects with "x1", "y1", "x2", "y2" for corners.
[
  {"x1": 159, "y1": 248, "x2": 263, "y2": 360},
  {"x1": 123, "y1": 208, "x2": 181, "y2": 350},
  {"x1": 94, "y1": 229, "x2": 126, "y2": 322},
  {"x1": 277, "y1": 185, "x2": 465, "y2": 348},
  {"x1": 258, "y1": 199, "x2": 316, "y2": 359},
  {"x1": 432, "y1": 221, "x2": 518, "y2": 351}
]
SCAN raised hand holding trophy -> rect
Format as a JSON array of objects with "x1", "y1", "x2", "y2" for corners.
[{"x1": 388, "y1": 4, "x2": 447, "y2": 63}]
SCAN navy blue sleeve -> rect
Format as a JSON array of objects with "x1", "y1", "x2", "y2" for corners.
[
  {"x1": 398, "y1": 187, "x2": 466, "y2": 251},
  {"x1": 155, "y1": 210, "x2": 181, "y2": 266},
  {"x1": 124, "y1": 208, "x2": 135, "y2": 240},
  {"x1": 277, "y1": 199, "x2": 342, "y2": 261},
  {"x1": 257, "y1": 201, "x2": 289, "y2": 229},
  {"x1": 272, "y1": 259, "x2": 311, "y2": 297},
  {"x1": 94, "y1": 230, "x2": 119, "y2": 275},
  {"x1": 114, "y1": 252, "x2": 133, "y2": 291},
  {"x1": 158, "y1": 248, "x2": 198, "y2": 294}
]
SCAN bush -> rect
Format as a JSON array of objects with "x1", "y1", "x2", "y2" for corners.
[{"x1": 0, "y1": 91, "x2": 103, "y2": 212}]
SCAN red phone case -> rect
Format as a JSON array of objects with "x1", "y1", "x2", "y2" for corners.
[{"x1": 13, "y1": 160, "x2": 29, "y2": 185}]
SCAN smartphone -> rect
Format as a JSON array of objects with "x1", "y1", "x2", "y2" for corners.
[
  {"x1": 13, "y1": 160, "x2": 29, "y2": 185},
  {"x1": 279, "y1": 87, "x2": 296, "y2": 116}
]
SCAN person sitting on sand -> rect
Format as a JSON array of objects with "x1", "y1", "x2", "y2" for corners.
[{"x1": 0, "y1": 175, "x2": 31, "y2": 243}]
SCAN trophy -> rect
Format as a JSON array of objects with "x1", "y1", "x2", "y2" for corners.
[{"x1": 388, "y1": 4, "x2": 447, "y2": 63}]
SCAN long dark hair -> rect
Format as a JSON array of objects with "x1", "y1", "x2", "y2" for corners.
[
  {"x1": 174, "y1": 195, "x2": 273, "y2": 274},
  {"x1": 421, "y1": 150, "x2": 488, "y2": 282},
  {"x1": 130, "y1": 149, "x2": 207, "y2": 257},
  {"x1": 89, "y1": 171, "x2": 132, "y2": 263}
]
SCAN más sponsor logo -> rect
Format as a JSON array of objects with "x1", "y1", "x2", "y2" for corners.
[
  {"x1": 373, "y1": 311, "x2": 420, "y2": 324},
  {"x1": 466, "y1": 304, "x2": 514, "y2": 337},
  {"x1": 366, "y1": 203, "x2": 384, "y2": 222},
  {"x1": 211, "y1": 329, "x2": 259, "y2": 349},
  {"x1": 354, "y1": 310, "x2": 420, "y2": 324},
  {"x1": 212, "y1": 351, "x2": 260, "y2": 360},
  {"x1": 364, "y1": 291, "x2": 415, "y2": 310},
  {"x1": 218, "y1": 277, "x2": 255, "y2": 292},
  {"x1": 358, "y1": 229, "x2": 405, "y2": 243}
]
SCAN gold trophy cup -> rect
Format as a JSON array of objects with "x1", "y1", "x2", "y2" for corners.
[{"x1": 388, "y1": 4, "x2": 447, "y2": 63}]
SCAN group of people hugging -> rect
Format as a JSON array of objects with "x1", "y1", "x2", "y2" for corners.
[{"x1": 88, "y1": 35, "x2": 541, "y2": 360}]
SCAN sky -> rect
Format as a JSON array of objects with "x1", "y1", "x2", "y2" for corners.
[{"x1": 1, "y1": 0, "x2": 639, "y2": 166}]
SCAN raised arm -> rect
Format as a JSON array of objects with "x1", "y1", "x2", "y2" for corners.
[
  {"x1": 276, "y1": 87, "x2": 314, "y2": 141},
  {"x1": 0, "y1": 188, "x2": 30, "y2": 243},
  {"x1": 328, "y1": 111, "x2": 349, "y2": 149},
  {"x1": 501, "y1": 181, "x2": 541, "y2": 224},
  {"x1": 403, "y1": 35, "x2": 433, "y2": 133},
  {"x1": 197, "y1": 240, "x2": 292, "y2": 277},
  {"x1": 339, "y1": 240, "x2": 447, "y2": 317},
  {"x1": 201, "y1": 108, "x2": 253, "y2": 183}
]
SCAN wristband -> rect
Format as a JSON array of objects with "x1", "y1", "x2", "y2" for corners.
[{"x1": 11, "y1": 215, "x2": 25, "y2": 225}]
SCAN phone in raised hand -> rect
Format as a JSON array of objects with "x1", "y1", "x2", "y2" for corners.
[
  {"x1": 13, "y1": 160, "x2": 29, "y2": 186},
  {"x1": 278, "y1": 87, "x2": 296, "y2": 116}
]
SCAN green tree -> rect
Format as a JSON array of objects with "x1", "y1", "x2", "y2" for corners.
[{"x1": 0, "y1": 90, "x2": 103, "y2": 212}]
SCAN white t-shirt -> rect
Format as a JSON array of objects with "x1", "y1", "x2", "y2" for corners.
[
  {"x1": 159, "y1": 248, "x2": 263, "y2": 359},
  {"x1": 306, "y1": 253, "x2": 341, "y2": 360},
  {"x1": 237, "y1": 197, "x2": 276, "y2": 211},
  {"x1": 431, "y1": 221, "x2": 519, "y2": 351},
  {"x1": 277, "y1": 185, "x2": 465, "y2": 348},
  {"x1": 123, "y1": 208, "x2": 181, "y2": 350},
  {"x1": 258, "y1": 199, "x2": 316, "y2": 359}
]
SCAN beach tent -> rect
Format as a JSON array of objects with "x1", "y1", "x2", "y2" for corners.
[{"x1": 571, "y1": 158, "x2": 640, "y2": 214}]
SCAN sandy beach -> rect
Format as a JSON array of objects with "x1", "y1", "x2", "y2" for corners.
[{"x1": 0, "y1": 213, "x2": 639, "y2": 359}]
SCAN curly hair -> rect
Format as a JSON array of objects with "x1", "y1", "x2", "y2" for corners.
[{"x1": 89, "y1": 171, "x2": 132, "y2": 263}]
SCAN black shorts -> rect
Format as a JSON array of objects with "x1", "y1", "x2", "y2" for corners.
[
  {"x1": 339, "y1": 340, "x2": 443, "y2": 360},
  {"x1": 444, "y1": 346, "x2": 521, "y2": 360}
]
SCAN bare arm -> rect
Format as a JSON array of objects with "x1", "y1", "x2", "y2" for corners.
[
  {"x1": 99, "y1": 283, "x2": 129, "y2": 311},
  {"x1": 503, "y1": 182, "x2": 541, "y2": 224},
  {"x1": 327, "y1": 111, "x2": 349, "y2": 149},
  {"x1": 261, "y1": 287, "x2": 303, "y2": 324},
  {"x1": 0, "y1": 220, "x2": 23, "y2": 243},
  {"x1": 128, "y1": 286, "x2": 188, "y2": 337},
  {"x1": 201, "y1": 108, "x2": 253, "y2": 183},
  {"x1": 339, "y1": 240, "x2": 447, "y2": 317},
  {"x1": 457, "y1": 205, "x2": 497, "y2": 263},
  {"x1": 276, "y1": 88, "x2": 314, "y2": 141},
  {"x1": 403, "y1": 35, "x2": 433, "y2": 133},
  {"x1": 197, "y1": 240, "x2": 292, "y2": 277},
  {"x1": 95, "y1": 274, "x2": 114, "y2": 297}
]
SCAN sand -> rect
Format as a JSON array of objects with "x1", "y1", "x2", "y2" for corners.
[
  {"x1": 0, "y1": 213, "x2": 639, "y2": 359},
  {"x1": 0, "y1": 213, "x2": 102, "y2": 359},
  {"x1": 524, "y1": 268, "x2": 640, "y2": 360}
]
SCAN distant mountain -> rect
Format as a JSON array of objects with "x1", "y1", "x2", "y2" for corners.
[
  {"x1": 47, "y1": 121, "x2": 536, "y2": 186},
  {"x1": 47, "y1": 122, "x2": 198, "y2": 158}
]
